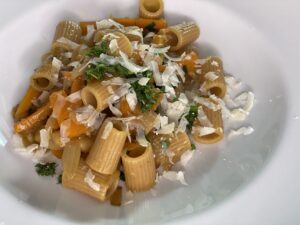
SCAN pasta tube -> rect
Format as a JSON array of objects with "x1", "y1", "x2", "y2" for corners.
[
  {"x1": 111, "y1": 32, "x2": 133, "y2": 57},
  {"x1": 160, "y1": 22, "x2": 200, "y2": 51},
  {"x1": 192, "y1": 103, "x2": 224, "y2": 144},
  {"x1": 53, "y1": 21, "x2": 82, "y2": 44},
  {"x1": 30, "y1": 64, "x2": 58, "y2": 91},
  {"x1": 148, "y1": 131, "x2": 191, "y2": 170},
  {"x1": 86, "y1": 119, "x2": 127, "y2": 174},
  {"x1": 199, "y1": 56, "x2": 227, "y2": 98},
  {"x1": 112, "y1": 18, "x2": 167, "y2": 30},
  {"x1": 81, "y1": 81, "x2": 116, "y2": 112},
  {"x1": 62, "y1": 141, "x2": 81, "y2": 180},
  {"x1": 139, "y1": 0, "x2": 164, "y2": 19},
  {"x1": 122, "y1": 144, "x2": 156, "y2": 192},
  {"x1": 62, "y1": 160, "x2": 120, "y2": 201}
]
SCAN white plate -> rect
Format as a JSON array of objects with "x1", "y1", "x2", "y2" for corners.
[{"x1": 0, "y1": 0, "x2": 299, "y2": 224}]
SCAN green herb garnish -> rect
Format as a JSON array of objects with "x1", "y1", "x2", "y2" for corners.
[
  {"x1": 182, "y1": 65, "x2": 188, "y2": 74},
  {"x1": 57, "y1": 174, "x2": 62, "y2": 184},
  {"x1": 145, "y1": 22, "x2": 158, "y2": 33},
  {"x1": 86, "y1": 41, "x2": 109, "y2": 57},
  {"x1": 85, "y1": 62, "x2": 153, "y2": 81},
  {"x1": 185, "y1": 105, "x2": 198, "y2": 129},
  {"x1": 191, "y1": 143, "x2": 196, "y2": 150},
  {"x1": 120, "y1": 171, "x2": 125, "y2": 181},
  {"x1": 131, "y1": 81, "x2": 160, "y2": 112},
  {"x1": 160, "y1": 140, "x2": 170, "y2": 149},
  {"x1": 35, "y1": 162, "x2": 56, "y2": 176},
  {"x1": 172, "y1": 96, "x2": 179, "y2": 102}
]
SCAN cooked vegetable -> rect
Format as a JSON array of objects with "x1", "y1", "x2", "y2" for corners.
[
  {"x1": 14, "y1": 102, "x2": 52, "y2": 133},
  {"x1": 86, "y1": 41, "x2": 109, "y2": 58},
  {"x1": 185, "y1": 105, "x2": 198, "y2": 129},
  {"x1": 131, "y1": 81, "x2": 161, "y2": 112},
  {"x1": 35, "y1": 162, "x2": 56, "y2": 176}
]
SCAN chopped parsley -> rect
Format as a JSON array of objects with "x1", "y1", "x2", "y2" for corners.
[
  {"x1": 182, "y1": 65, "x2": 188, "y2": 74},
  {"x1": 160, "y1": 140, "x2": 170, "y2": 149},
  {"x1": 86, "y1": 41, "x2": 109, "y2": 57},
  {"x1": 145, "y1": 22, "x2": 158, "y2": 33},
  {"x1": 131, "y1": 81, "x2": 161, "y2": 112},
  {"x1": 172, "y1": 96, "x2": 179, "y2": 102},
  {"x1": 35, "y1": 162, "x2": 56, "y2": 176},
  {"x1": 57, "y1": 174, "x2": 62, "y2": 184},
  {"x1": 85, "y1": 62, "x2": 153, "y2": 80},
  {"x1": 120, "y1": 171, "x2": 125, "y2": 181},
  {"x1": 185, "y1": 105, "x2": 198, "y2": 129},
  {"x1": 191, "y1": 143, "x2": 196, "y2": 150}
]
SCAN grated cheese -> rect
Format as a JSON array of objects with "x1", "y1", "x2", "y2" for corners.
[
  {"x1": 126, "y1": 90, "x2": 138, "y2": 111},
  {"x1": 101, "y1": 121, "x2": 113, "y2": 140},
  {"x1": 228, "y1": 126, "x2": 254, "y2": 138},
  {"x1": 138, "y1": 77, "x2": 150, "y2": 86},
  {"x1": 180, "y1": 150, "x2": 194, "y2": 167},
  {"x1": 66, "y1": 91, "x2": 81, "y2": 103},
  {"x1": 204, "y1": 72, "x2": 219, "y2": 81},
  {"x1": 84, "y1": 169, "x2": 101, "y2": 191},
  {"x1": 39, "y1": 128, "x2": 51, "y2": 148}
]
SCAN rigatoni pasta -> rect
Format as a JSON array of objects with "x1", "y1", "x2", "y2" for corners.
[
  {"x1": 11, "y1": 1, "x2": 255, "y2": 207},
  {"x1": 122, "y1": 144, "x2": 156, "y2": 192},
  {"x1": 86, "y1": 119, "x2": 127, "y2": 174},
  {"x1": 62, "y1": 160, "x2": 119, "y2": 201}
]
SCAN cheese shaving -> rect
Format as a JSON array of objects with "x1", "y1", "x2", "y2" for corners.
[
  {"x1": 56, "y1": 37, "x2": 80, "y2": 49},
  {"x1": 101, "y1": 121, "x2": 113, "y2": 140},
  {"x1": 39, "y1": 128, "x2": 50, "y2": 148},
  {"x1": 84, "y1": 169, "x2": 101, "y2": 191},
  {"x1": 66, "y1": 91, "x2": 81, "y2": 103},
  {"x1": 126, "y1": 90, "x2": 137, "y2": 111},
  {"x1": 180, "y1": 150, "x2": 194, "y2": 167},
  {"x1": 162, "y1": 171, "x2": 188, "y2": 186},
  {"x1": 204, "y1": 72, "x2": 219, "y2": 81},
  {"x1": 228, "y1": 126, "x2": 254, "y2": 138},
  {"x1": 157, "y1": 122, "x2": 175, "y2": 134},
  {"x1": 138, "y1": 77, "x2": 150, "y2": 86},
  {"x1": 52, "y1": 57, "x2": 63, "y2": 72}
]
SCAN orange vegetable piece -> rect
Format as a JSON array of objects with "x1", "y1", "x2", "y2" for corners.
[
  {"x1": 15, "y1": 86, "x2": 41, "y2": 118},
  {"x1": 79, "y1": 21, "x2": 96, "y2": 35},
  {"x1": 179, "y1": 51, "x2": 199, "y2": 78},
  {"x1": 61, "y1": 118, "x2": 89, "y2": 139},
  {"x1": 51, "y1": 149, "x2": 63, "y2": 159},
  {"x1": 14, "y1": 103, "x2": 52, "y2": 133}
]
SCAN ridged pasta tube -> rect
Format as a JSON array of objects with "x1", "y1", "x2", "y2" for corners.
[
  {"x1": 199, "y1": 56, "x2": 227, "y2": 98},
  {"x1": 192, "y1": 103, "x2": 224, "y2": 144},
  {"x1": 139, "y1": 0, "x2": 164, "y2": 19},
  {"x1": 53, "y1": 21, "x2": 82, "y2": 44},
  {"x1": 81, "y1": 81, "x2": 116, "y2": 112},
  {"x1": 62, "y1": 141, "x2": 81, "y2": 180},
  {"x1": 86, "y1": 119, "x2": 127, "y2": 174},
  {"x1": 122, "y1": 144, "x2": 156, "y2": 192},
  {"x1": 30, "y1": 64, "x2": 58, "y2": 91},
  {"x1": 147, "y1": 131, "x2": 191, "y2": 170},
  {"x1": 62, "y1": 160, "x2": 120, "y2": 201},
  {"x1": 110, "y1": 32, "x2": 133, "y2": 57},
  {"x1": 160, "y1": 22, "x2": 200, "y2": 51}
]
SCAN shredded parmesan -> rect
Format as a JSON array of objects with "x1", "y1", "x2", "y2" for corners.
[
  {"x1": 204, "y1": 72, "x2": 219, "y2": 81},
  {"x1": 180, "y1": 150, "x2": 194, "y2": 167},
  {"x1": 228, "y1": 126, "x2": 254, "y2": 138},
  {"x1": 66, "y1": 91, "x2": 81, "y2": 103},
  {"x1": 162, "y1": 171, "x2": 188, "y2": 186},
  {"x1": 39, "y1": 128, "x2": 50, "y2": 148},
  {"x1": 157, "y1": 122, "x2": 175, "y2": 135},
  {"x1": 52, "y1": 57, "x2": 63, "y2": 72},
  {"x1": 101, "y1": 121, "x2": 113, "y2": 139},
  {"x1": 138, "y1": 77, "x2": 150, "y2": 86},
  {"x1": 84, "y1": 169, "x2": 101, "y2": 191}
]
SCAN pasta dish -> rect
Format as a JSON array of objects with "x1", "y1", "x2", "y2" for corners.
[{"x1": 11, "y1": 0, "x2": 255, "y2": 206}]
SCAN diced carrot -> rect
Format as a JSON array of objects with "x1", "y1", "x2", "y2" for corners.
[
  {"x1": 71, "y1": 75, "x2": 85, "y2": 93},
  {"x1": 158, "y1": 64, "x2": 166, "y2": 73},
  {"x1": 79, "y1": 21, "x2": 97, "y2": 36},
  {"x1": 119, "y1": 96, "x2": 141, "y2": 117},
  {"x1": 15, "y1": 86, "x2": 41, "y2": 118},
  {"x1": 179, "y1": 51, "x2": 199, "y2": 78},
  {"x1": 112, "y1": 18, "x2": 167, "y2": 30},
  {"x1": 51, "y1": 149, "x2": 63, "y2": 159},
  {"x1": 61, "y1": 118, "x2": 89, "y2": 139},
  {"x1": 14, "y1": 103, "x2": 52, "y2": 133}
]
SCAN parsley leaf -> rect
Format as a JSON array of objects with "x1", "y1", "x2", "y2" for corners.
[
  {"x1": 191, "y1": 143, "x2": 196, "y2": 150},
  {"x1": 185, "y1": 105, "x2": 198, "y2": 129},
  {"x1": 145, "y1": 22, "x2": 158, "y2": 33},
  {"x1": 86, "y1": 41, "x2": 109, "y2": 57},
  {"x1": 160, "y1": 140, "x2": 170, "y2": 149},
  {"x1": 35, "y1": 162, "x2": 56, "y2": 176},
  {"x1": 182, "y1": 65, "x2": 188, "y2": 74},
  {"x1": 57, "y1": 174, "x2": 62, "y2": 184},
  {"x1": 131, "y1": 81, "x2": 161, "y2": 112},
  {"x1": 85, "y1": 62, "x2": 153, "y2": 81},
  {"x1": 120, "y1": 171, "x2": 126, "y2": 181}
]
